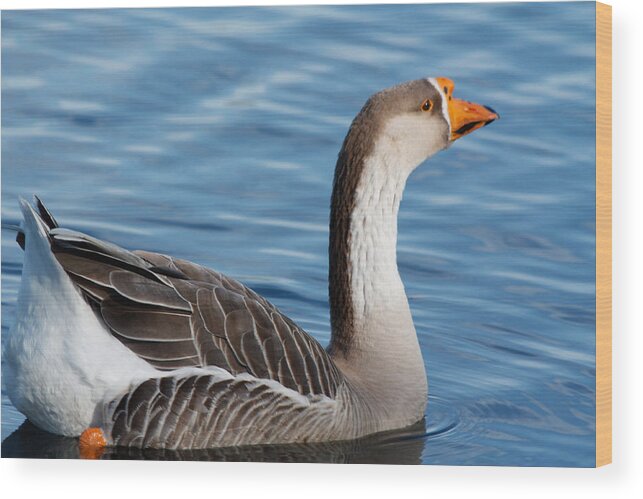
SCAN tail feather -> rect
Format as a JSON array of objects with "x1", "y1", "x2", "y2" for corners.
[
  {"x1": 12, "y1": 196, "x2": 58, "y2": 251},
  {"x1": 16, "y1": 231, "x2": 25, "y2": 250},
  {"x1": 34, "y1": 195, "x2": 59, "y2": 230},
  {"x1": 4, "y1": 222, "x2": 26, "y2": 250},
  {"x1": 17, "y1": 197, "x2": 156, "y2": 279},
  {"x1": 16, "y1": 196, "x2": 178, "y2": 297},
  {"x1": 18, "y1": 197, "x2": 52, "y2": 243}
]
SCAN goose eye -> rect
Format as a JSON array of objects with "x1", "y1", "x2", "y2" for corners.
[{"x1": 421, "y1": 99, "x2": 433, "y2": 112}]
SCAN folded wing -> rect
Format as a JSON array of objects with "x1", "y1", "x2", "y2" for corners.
[{"x1": 45, "y1": 220, "x2": 343, "y2": 400}]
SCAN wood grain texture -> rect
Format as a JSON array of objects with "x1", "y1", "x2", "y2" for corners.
[{"x1": 595, "y1": 1, "x2": 612, "y2": 468}]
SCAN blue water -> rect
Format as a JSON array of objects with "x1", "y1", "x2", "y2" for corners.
[{"x1": 1, "y1": 3, "x2": 596, "y2": 465}]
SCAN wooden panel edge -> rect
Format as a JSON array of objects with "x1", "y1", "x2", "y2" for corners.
[{"x1": 595, "y1": 1, "x2": 612, "y2": 468}]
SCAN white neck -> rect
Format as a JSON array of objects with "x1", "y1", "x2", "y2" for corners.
[
  {"x1": 347, "y1": 148, "x2": 413, "y2": 350},
  {"x1": 329, "y1": 127, "x2": 428, "y2": 424}
]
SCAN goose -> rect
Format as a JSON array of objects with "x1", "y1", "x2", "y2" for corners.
[{"x1": 3, "y1": 77, "x2": 498, "y2": 455}]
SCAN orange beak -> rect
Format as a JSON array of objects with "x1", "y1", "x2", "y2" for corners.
[{"x1": 436, "y1": 77, "x2": 499, "y2": 141}]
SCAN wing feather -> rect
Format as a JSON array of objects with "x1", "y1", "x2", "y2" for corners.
[
  {"x1": 43, "y1": 211, "x2": 343, "y2": 397},
  {"x1": 101, "y1": 302, "x2": 191, "y2": 343},
  {"x1": 95, "y1": 372, "x2": 337, "y2": 449},
  {"x1": 109, "y1": 270, "x2": 191, "y2": 311}
]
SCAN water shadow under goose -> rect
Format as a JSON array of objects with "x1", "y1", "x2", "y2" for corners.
[{"x1": 2, "y1": 419, "x2": 429, "y2": 464}]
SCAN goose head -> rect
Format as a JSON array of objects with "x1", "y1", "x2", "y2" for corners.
[{"x1": 341, "y1": 77, "x2": 499, "y2": 175}]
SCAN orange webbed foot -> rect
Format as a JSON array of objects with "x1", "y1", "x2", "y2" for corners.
[{"x1": 79, "y1": 427, "x2": 107, "y2": 460}]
